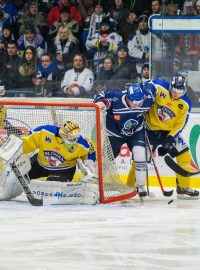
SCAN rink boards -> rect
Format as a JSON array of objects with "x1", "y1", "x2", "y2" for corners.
[{"x1": 4, "y1": 108, "x2": 200, "y2": 188}]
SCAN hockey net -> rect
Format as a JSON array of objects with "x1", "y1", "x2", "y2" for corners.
[{"x1": 0, "y1": 98, "x2": 135, "y2": 203}]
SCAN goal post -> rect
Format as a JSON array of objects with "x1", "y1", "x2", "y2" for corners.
[{"x1": 0, "y1": 98, "x2": 136, "y2": 204}]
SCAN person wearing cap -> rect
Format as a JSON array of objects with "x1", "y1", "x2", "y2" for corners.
[
  {"x1": 48, "y1": 6, "x2": 80, "y2": 40},
  {"x1": 137, "y1": 62, "x2": 149, "y2": 86},
  {"x1": 112, "y1": 43, "x2": 137, "y2": 88},
  {"x1": 93, "y1": 82, "x2": 156, "y2": 197},
  {"x1": 128, "y1": 14, "x2": 150, "y2": 74},
  {"x1": 17, "y1": 1, "x2": 47, "y2": 37},
  {"x1": 17, "y1": 25, "x2": 47, "y2": 59},
  {"x1": 47, "y1": 0, "x2": 83, "y2": 28}
]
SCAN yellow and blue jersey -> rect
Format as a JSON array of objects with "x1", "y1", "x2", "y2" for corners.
[
  {"x1": 145, "y1": 79, "x2": 191, "y2": 138},
  {"x1": 23, "y1": 125, "x2": 96, "y2": 171}
]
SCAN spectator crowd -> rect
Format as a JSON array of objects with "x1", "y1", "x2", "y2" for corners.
[{"x1": 0, "y1": 0, "x2": 199, "y2": 100}]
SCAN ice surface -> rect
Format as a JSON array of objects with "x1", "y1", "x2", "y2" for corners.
[{"x1": 1, "y1": 187, "x2": 200, "y2": 270}]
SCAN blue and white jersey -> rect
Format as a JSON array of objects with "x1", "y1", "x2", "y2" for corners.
[{"x1": 94, "y1": 88, "x2": 156, "y2": 138}]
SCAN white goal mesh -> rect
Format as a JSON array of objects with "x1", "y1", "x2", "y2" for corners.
[{"x1": 0, "y1": 98, "x2": 135, "y2": 203}]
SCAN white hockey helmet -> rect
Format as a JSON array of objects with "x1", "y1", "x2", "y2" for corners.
[{"x1": 59, "y1": 120, "x2": 80, "y2": 144}]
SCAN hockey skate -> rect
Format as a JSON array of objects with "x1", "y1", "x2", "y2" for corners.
[
  {"x1": 176, "y1": 185, "x2": 199, "y2": 200},
  {"x1": 137, "y1": 185, "x2": 147, "y2": 198}
]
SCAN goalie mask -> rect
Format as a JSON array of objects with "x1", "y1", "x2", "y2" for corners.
[
  {"x1": 59, "y1": 120, "x2": 80, "y2": 145},
  {"x1": 127, "y1": 84, "x2": 144, "y2": 107},
  {"x1": 170, "y1": 75, "x2": 187, "y2": 98}
]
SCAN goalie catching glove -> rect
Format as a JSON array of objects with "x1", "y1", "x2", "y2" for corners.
[{"x1": 77, "y1": 158, "x2": 98, "y2": 183}]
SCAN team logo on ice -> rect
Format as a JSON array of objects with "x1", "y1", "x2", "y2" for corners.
[
  {"x1": 121, "y1": 119, "x2": 138, "y2": 136},
  {"x1": 157, "y1": 105, "x2": 175, "y2": 121}
]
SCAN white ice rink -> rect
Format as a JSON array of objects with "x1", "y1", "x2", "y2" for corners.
[{"x1": 1, "y1": 187, "x2": 200, "y2": 270}]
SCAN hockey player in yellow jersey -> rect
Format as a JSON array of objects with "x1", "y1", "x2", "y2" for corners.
[
  {"x1": 127, "y1": 75, "x2": 199, "y2": 199},
  {"x1": 145, "y1": 75, "x2": 199, "y2": 199},
  {"x1": 0, "y1": 121, "x2": 97, "y2": 203},
  {"x1": 22, "y1": 120, "x2": 97, "y2": 182}
]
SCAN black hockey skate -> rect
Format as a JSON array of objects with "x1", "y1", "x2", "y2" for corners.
[
  {"x1": 176, "y1": 185, "x2": 199, "y2": 200},
  {"x1": 137, "y1": 185, "x2": 147, "y2": 198}
]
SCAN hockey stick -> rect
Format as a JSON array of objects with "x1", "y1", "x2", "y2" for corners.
[
  {"x1": 145, "y1": 131, "x2": 173, "y2": 197},
  {"x1": 10, "y1": 160, "x2": 43, "y2": 206},
  {"x1": 164, "y1": 155, "x2": 200, "y2": 177}
]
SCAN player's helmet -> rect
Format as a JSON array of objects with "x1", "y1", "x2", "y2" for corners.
[
  {"x1": 127, "y1": 84, "x2": 144, "y2": 106},
  {"x1": 59, "y1": 120, "x2": 80, "y2": 144},
  {"x1": 170, "y1": 75, "x2": 187, "y2": 97}
]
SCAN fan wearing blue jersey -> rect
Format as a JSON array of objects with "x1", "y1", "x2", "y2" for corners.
[{"x1": 94, "y1": 84, "x2": 156, "y2": 197}]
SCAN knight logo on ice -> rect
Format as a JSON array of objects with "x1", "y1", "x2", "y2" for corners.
[{"x1": 121, "y1": 119, "x2": 138, "y2": 136}]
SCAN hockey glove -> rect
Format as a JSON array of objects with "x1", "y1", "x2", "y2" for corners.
[
  {"x1": 157, "y1": 147, "x2": 167, "y2": 157},
  {"x1": 162, "y1": 136, "x2": 179, "y2": 157}
]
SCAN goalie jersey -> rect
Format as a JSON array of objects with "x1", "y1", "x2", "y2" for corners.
[
  {"x1": 22, "y1": 125, "x2": 96, "y2": 170},
  {"x1": 93, "y1": 88, "x2": 156, "y2": 138},
  {"x1": 145, "y1": 79, "x2": 191, "y2": 138}
]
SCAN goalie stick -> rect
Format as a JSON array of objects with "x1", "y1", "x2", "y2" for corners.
[
  {"x1": 164, "y1": 155, "x2": 200, "y2": 177},
  {"x1": 10, "y1": 160, "x2": 43, "y2": 206},
  {"x1": 145, "y1": 131, "x2": 173, "y2": 197}
]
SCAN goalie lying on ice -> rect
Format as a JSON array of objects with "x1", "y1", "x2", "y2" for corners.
[{"x1": 0, "y1": 120, "x2": 99, "y2": 204}]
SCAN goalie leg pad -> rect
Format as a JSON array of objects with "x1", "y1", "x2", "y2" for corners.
[
  {"x1": 0, "y1": 165, "x2": 23, "y2": 200},
  {"x1": 29, "y1": 180, "x2": 99, "y2": 205}
]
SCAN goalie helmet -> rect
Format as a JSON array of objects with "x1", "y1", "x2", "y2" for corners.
[
  {"x1": 59, "y1": 120, "x2": 80, "y2": 144},
  {"x1": 127, "y1": 84, "x2": 144, "y2": 106},
  {"x1": 170, "y1": 75, "x2": 187, "y2": 97}
]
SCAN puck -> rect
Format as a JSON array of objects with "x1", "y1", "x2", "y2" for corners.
[{"x1": 168, "y1": 199, "x2": 173, "y2": 204}]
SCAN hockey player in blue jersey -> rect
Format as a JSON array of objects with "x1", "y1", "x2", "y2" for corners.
[{"x1": 93, "y1": 83, "x2": 156, "y2": 197}]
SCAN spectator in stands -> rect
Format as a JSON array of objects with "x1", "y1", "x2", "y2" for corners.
[
  {"x1": 78, "y1": 0, "x2": 96, "y2": 19},
  {"x1": 0, "y1": 8, "x2": 7, "y2": 34},
  {"x1": 109, "y1": 0, "x2": 129, "y2": 31},
  {"x1": 17, "y1": 25, "x2": 47, "y2": 59},
  {"x1": 193, "y1": 0, "x2": 200, "y2": 15},
  {"x1": 128, "y1": 14, "x2": 150, "y2": 73},
  {"x1": 166, "y1": 3, "x2": 179, "y2": 15},
  {"x1": 0, "y1": 0, "x2": 18, "y2": 25},
  {"x1": 0, "y1": 24, "x2": 15, "y2": 51},
  {"x1": 95, "y1": 55, "x2": 115, "y2": 92},
  {"x1": 52, "y1": 25, "x2": 80, "y2": 76},
  {"x1": 61, "y1": 52, "x2": 94, "y2": 97},
  {"x1": 18, "y1": 46, "x2": 36, "y2": 91},
  {"x1": 17, "y1": 0, "x2": 48, "y2": 38},
  {"x1": 82, "y1": 2, "x2": 114, "y2": 46},
  {"x1": 47, "y1": 0, "x2": 83, "y2": 28},
  {"x1": 0, "y1": 40, "x2": 21, "y2": 92},
  {"x1": 175, "y1": 33, "x2": 200, "y2": 71},
  {"x1": 137, "y1": 62, "x2": 149, "y2": 86},
  {"x1": 32, "y1": 53, "x2": 61, "y2": 97},
  {"x1": 48, "y1": 6, "x2": 79, "y2": 40},
  {"x1": 113, "y1": 43, "x2": 137, "y2": 87},
  {"x1": 86, "y1": 17, "x2": 122, "y2": 72},
  {"x1": 126, "y1": 0, "x2": 151, "y2": 16},
  {"x1": 118, "y1": 9, "x2": 138, "y2": 45},
  {"x1": 151, "y1": 0, "x2": 164, "y2": 15}
]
